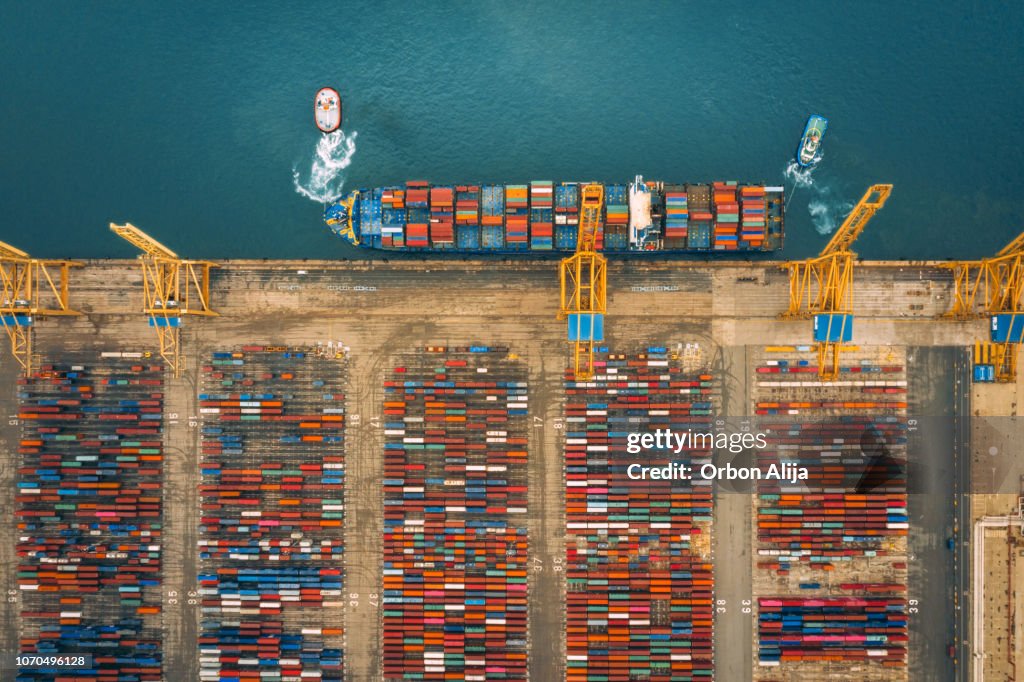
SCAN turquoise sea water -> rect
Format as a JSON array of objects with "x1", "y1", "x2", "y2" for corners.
[{"x1": 1, "y1": 2, "x2": 1022, "y2": 259}]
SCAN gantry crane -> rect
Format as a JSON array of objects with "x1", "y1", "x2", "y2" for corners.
[
  {"x1": 781, "y1": 184, "x2": 893, "y2": 380},
  {"x1": 941, "y1": 229, "x2": 1024, "y2": 382},
  {"x1": 110, "y1": 223, "x2": 217, "y2": 377},
  {"x1": 0, "y1": 241, "x2": 82, "y2": 375},
  {"x1": 558, "y1": 184, "x2": 606, "y2": 381}
]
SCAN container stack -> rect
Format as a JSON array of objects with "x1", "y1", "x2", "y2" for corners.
[
  {"x1": 382, "y1": 348, "x2": 529, "y2": 680},
  {"x1": 455, "y1": 185, "x2": 481, "y2": 250},
  {"x1": 603, "y1": 183, "x2": 629, "y2": 251},
  {"x1": 757, "y1": 489, "x2": 908, "y2": 569},
  {"x1": 713, "y1": 181, "x2": 739, "y2": 250},
  {"x1": 686, "y1": 184, "x2": 713, "y2": 250},
  {"x1": 429, "y1": 186, "x2": 455, "y2": 248},
  {"x1": 405, "y1": 181, "x2": 431, "y2": 249},
  {"x1": 505, "y1": 184, "x2": 529, "y2": 250},
  {"x1": 740, "y1": 185, "x2": 767, "y2": 248},
  {"x1": 16, "y1": 357, "x2": 166, "y2": 680},
  {"x1": 754, "y1": 413, "x2": 907, "y2": 571},
  {"x1": 381, "y1": 186, "x2": 406, "y2": 249},
  {"x1": 564, "y1": 349, "x2": 716, "y2": 680},
  {"x1": 753, "y1": 356, "x2": 908, "y2": 572},
  {"x1": 555, "y1": 183, "x2": 580, "y2": 249},
  {"x1": 764, "y1": 186, "x2": 786, "y2": 246},
  {"x1": 481, "y1": 185, "x2": 506, "y2": 250},
  {"x1": 758, "y1": 594, "x2": 908, "y2": 667},
  {"x1": 530, "y1": 180, "x2": 554, "y2": 250},
  {"x1": 197, "y1": 348, "x2": 346, "y2": 682},
  {"x1": 751, "y1": 347, "x2": 908, "y2": 679},
  {"x1": 664, "y1": 185, "x2": 689, "y2": 248}
]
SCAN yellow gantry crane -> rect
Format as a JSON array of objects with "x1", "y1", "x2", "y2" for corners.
[
  {"x1": 558, "y1": 184, "x2": 606, "y2": 381},
  {"x1": 0, "y1": 240, "x2": 82, "y2": 375},
  {"x1": 110, "y1": 223, "x2": 218, "y2": 377},
  {"x1": 781, "y1": 184, "x2": 893, "y2": 380},
  {"x1": 941, "y1": 229, "x2": 1024, "y2": 382}
]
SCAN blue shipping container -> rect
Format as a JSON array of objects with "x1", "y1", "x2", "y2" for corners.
[
  {"x1": 813, "y1": 314, "x2": 853, "y2": 343},
  {"x1": 568, "y1": 313, "x2": 604, "y2": 342},
  {"x1": 991, "y1": 314, "x2": 1024, "y2": 343}
]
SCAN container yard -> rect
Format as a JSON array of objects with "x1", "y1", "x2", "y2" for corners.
[
  {"x1": 197, "y1": 347, "x2": 346, "y2": 681},
  {"x1": 15, "y1": 357, "x2": 165, "y2": 681},
  {"x1": 382, "y1": 348, "x2": 529, "y2": 680},
  {"x1": 0, "y1": 258, "x2": 995, "y2": 681},
  {"x1": 750, "y1": 345, "x2": 909, "y2": 681},
  {"x1": 564, "y1": 349, "x2": 716, "y2": 680}
]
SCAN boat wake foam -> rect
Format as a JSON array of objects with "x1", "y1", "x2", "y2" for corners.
[
  {"x1": 783, "y1": 158, "x2": 817, "y2": 189},
  {"x1": 784, "y1": 153, "x2": 853, "y2": 235},
  {"x1": 808, "y1": 196, "x2": 855, "y2": 236},
  {"x1": 293, "y1": 130, "x2": 358, "y2": 203}
]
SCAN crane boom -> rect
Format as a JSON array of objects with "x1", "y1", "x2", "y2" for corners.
[
  {"x1": 109, "y1": 223, "x2": 179, "y2": 259},
  {"x1": 576, "y1": 184, "x2": 603, "y2": 254},
  {"x1": 996, "y1": 232, "x2": 1024, "y2": 259},
  {"x1": 0, "y1": 240, "x2": 82, "y2": 374},
  {"x1": 782, "y1": 184, "x2": 892, "y2": 380},
  {"x1": 111, "y1": 223, "x2": 217, "y2": 377},
  {"x1": 943, "y1": 229, "x2": 1024, "y2": 319},
  {"x1": 942, "y1": 228, "x2": 1024, "y2": 381},
  {"x1": 819, "y1": 184, "x2": 893, "y2": 257},
  {"x1": 559, "y1": 184, "x2": 607, "y2": 381},
  {"x1": 0, "y1": 240, "x2": 31, "y2": 260}
]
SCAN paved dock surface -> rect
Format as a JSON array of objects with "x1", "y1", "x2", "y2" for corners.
[{"x1": 2, "y1": 259, "x2": 986, "y2": 680}]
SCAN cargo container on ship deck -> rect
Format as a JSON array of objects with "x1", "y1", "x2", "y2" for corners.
[{"x1": 327, "y1": 177, "x2": 785, "y2": 254}]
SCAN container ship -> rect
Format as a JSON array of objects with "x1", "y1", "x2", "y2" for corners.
[{"x1": 325, "y1": 176, "x2": 785, "y2": 253}]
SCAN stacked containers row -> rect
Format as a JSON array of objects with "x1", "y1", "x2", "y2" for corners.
[
  {"x1": 530, "y1": 181, "x2": 554, "y2": 250},
  {"x1": 456, "y1": 186, "x2": 482, "y2": 250},
  {"x1": 16, "y1": 357, "x2": 165, "y2": 680},
  {"x1": 740, "y1": 185, "x2": 767, "y2": 248},
  {"x1": 382, "y1": 348, "x2": 529, "y2": 681},
  {"x1": 429, "y1": 186, "x2": 455, "y2": 248},
  {"x1": 505, "y1": 185, "x2": 529, "y2": 250},
  {"x1": 481, "y1": 185, "x2": 506, "y2": 250},
  {"x1": 712, "y1": 181, "x2": 739, "y2": 250},
  {"x1": 555, "y1": 183, "x2": 580, "y2": 250},
  {"x1": 685, "y1": 185, "x2": 713, "y2": 250},
  {"x1": 758, "y1": 594, "x2": 907, "y2": 667},
  {"x1": 198, "y1": 348, "x2": 346, "y2": 682},
  {"x1": 405, "y1": 181, "x2": 431, "y2": 248},
  {"x1": 381, "y1": 187, "x2": 406, "y2": 249},
  {"x1": 663, "y1": 185, "x2": 689, "y2": 250},
  {"x1": 764, "y1": 187, "x2": 786, "y2": 246},
  {"x1": 565, "y1": 348, "x2": 716, "y2": 681},
  {"x1": 603, "y1": 184, "x2": 628, "y2": 251}
]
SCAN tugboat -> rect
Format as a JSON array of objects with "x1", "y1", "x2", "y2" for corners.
[
  {"x1": 796, "y1": 114, "x2": 828, "y2": 167},
  {"x1": 315, "y1": 87, "x2": 342, "y2": 133}
]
